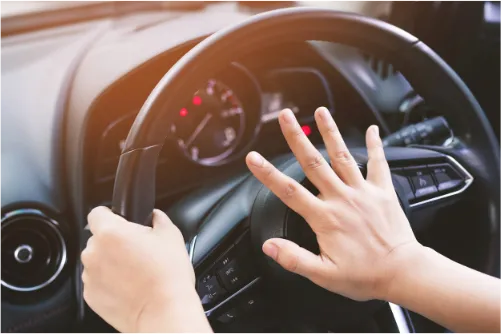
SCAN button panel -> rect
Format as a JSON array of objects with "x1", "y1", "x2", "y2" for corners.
[
  {"x1": 217, "y1": 259, "x2": 250, "y2": 291},
  {"x1": 196, "y1": 230, "x2": 258, "y2": 312},
  {"x1": 391, "y1": 158, "x2": 470, "y2": 206},
  {"x1": 197, "y1": 275, "x2": 225, "y2": 306},
  {"x1": 210, "y1": 279, "x2": 265, "y2": 326}
]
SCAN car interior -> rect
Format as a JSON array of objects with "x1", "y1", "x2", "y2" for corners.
[{"x1": 1, "y1": 1, "x2": 500, "y2": 333}]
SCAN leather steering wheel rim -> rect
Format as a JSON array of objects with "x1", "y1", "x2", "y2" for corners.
[{"x1": 111, "y1": 7, "x2": 499, "y2": 275}]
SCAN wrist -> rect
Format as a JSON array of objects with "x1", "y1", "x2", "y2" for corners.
[
  {"x1": 377, "y1": 240, "x2": 428, "y2": 302},
  {"x1": 137, "y1": 284, "x2": 212, "y2": 333}
]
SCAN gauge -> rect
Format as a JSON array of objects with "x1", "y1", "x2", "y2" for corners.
[{"x1": 171, "y1": 79, "x2": 246, "y2": 166}]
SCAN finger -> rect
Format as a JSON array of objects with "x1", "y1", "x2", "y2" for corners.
[
  {"x1": 85, "y1": 235, "x2": 94, "y2": 250},
  {"x1": 315, "y1": 107, "x2": 364, "y2": 187},
  {"x1": 87, "y1": 206, "x2": 124, "y2": 235},
  {"x1": 366, "y1": 125, "x2": 392, "y2": 188},
  {"x1": 151, "y1": 209, "x2": 174, "y2": 231},
  {"x1": 81, "y1": 246, "x2": 94, "y2": 268},
  {"x1": 262, "y1": 238, "x2": 325, "y2": 280},
  {"x1": 278, "y1": 109, "x2": 345, "y2": 196},
  {"x1": 246, "y1": 151, "x2": 321, "y2": 220},
  {"x1": 151, "y1": 209, "x2": 184, "y2": 241},
  {"x1": 81, "y1": 269, "x2": 89, "y2": 285}
]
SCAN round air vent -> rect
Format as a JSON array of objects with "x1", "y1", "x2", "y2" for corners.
[{"x1": 1, "y1": 209, "x2": 67, "y2": 292}]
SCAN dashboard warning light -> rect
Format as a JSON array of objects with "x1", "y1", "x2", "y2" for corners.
[
  {"x1": 192, "y1": 96, "x2": 202, "y2": 106},
  {"x1": 301, "y1": 125, "x2": 312, "y2": 136},
  {"x1": 179, "y1": 108, "x2": 188, "y2": 117}
]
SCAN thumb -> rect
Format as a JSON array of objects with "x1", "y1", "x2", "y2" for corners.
[{"x1": 262, "y1": 238, "x2": 324, "y2": 280}]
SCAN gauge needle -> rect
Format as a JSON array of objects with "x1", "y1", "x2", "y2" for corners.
[{"x1": 184, "y1": 113, "x2": 212, "y2": 147}]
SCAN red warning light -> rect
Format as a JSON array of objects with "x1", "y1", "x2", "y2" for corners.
[
  {"x1": 179, "y1": 108, "x2": 188, "y2": 117},
  {"x1": 301, "y1": 125, "x2": 312, "y2": 137},
  {"x1": 192, "y1": 96, "x2": 202, "y2": 106}
]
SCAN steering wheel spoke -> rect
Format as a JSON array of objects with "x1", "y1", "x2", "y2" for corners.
[
  {"x1": 191, "y1": 228, "x2": 264, "y2": 325},
  {"x1": 390, "y1": 154, "x2": 473, "y2": 209}
]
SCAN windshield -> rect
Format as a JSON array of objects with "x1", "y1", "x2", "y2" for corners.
[
  {"x1": 1, "y1": 1, "x2": 389, "y2": 18},
  {"x1": 1, "y1": 1, "x2": 94, "y2": 18}
]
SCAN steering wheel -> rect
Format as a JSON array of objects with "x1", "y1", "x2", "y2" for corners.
[{"x1": 109, "y1": 7, "x2": 499, "y2": 330}]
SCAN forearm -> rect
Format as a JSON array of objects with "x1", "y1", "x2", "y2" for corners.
[{"x1": 387, "y1": 245, "x2": 500, "y2": 333}]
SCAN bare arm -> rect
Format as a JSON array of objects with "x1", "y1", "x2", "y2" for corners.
[{"x1": 387, "y1": 244, "x2": 500, "y2": 333}]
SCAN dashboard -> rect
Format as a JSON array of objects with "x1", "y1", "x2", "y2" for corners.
[{"x1": 3, "y1": 2, "x2": 477, "y2": 333}]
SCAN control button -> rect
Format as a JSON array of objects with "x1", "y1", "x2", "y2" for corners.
[
  {"x1": 197, "y1": 275, "x2": 225, "y2": 306},
  {"x1": 200, "y1": 273, "x2": 212, "y2": 285},
  {"x1": 435, "y1": 176, "x2": 463, "y2": 192},
  {"x1": 217, "y1": 260, "x2": 249, "y2": 291},
  {"x1": 240, "y1": 293, "x2": 263, "y2": 313},
  {"x1": 217, "y1": 308, "x2": 239, "y2": 324},
  {"x1": 391, "y1": 173, "x2": 415, "y2": 201},
  {"x1": 215, "y1": 246, "x2": 235, "y2": 270},
  {"x1": 428, "y1": 164, "x2": 464, "y2": 192},
  {"x1": 410, "y1": 174, "x2": 438, "y2": 198}
]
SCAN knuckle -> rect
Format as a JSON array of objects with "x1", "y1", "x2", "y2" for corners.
[
  {"x1": 333, "y1": 150, "x2": 354, "y2": 165},
  {"x1": 81, "y1": 248, "x2": 92, "y2": 266},
  {"x1": 280, "y1": 253, "x2": 299, "y2": 273},
  {"x1": 324, "y1": 122, "x2": 339, "y2": 135},
  {"x1": 327, "y1": 128, "x2": 339, "y2": 139},
  {"x1": 342, "y1": 186, "x2": 357, "y2": 199},
  {"x1": 291, "y1": 126, "x2": 304, "y2": 139},
  {"x1": 371, "y1": 150, "x2": 387, "y2": 164},
  {"x1": 373, "y1": 140, "x2": 384, "y2": 149},
  {"x1": 281, "y1": 182, "x2": 297, "y2": 199},
  {"x1": 380, "y1": 192, "x2": 394, "y2": 204},
  {"x1": 340, "y1": 188, "x2": 358, "y2": 206},
  {"x1": 262, "y1": 163, "x2": 275, "y2": 180},
  {"x1": 305, "y1": 154, "x2": 325, "y2": 170},
  {"x1": 87, "y1": 206, "x2": 107, "y2": 222},
  {"x1": 97, "y1": 223, "x2": 117, "y2": 240}
]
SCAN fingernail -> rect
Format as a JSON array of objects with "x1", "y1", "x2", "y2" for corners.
[
  {"x1": 372, "y1": 125, "x2": 379, "y2": 137},
  {"x1": 262, "y1": 242, "x2": 278, "y2": 260},
  {"x1": 247, "y1": 152, "x2": 264, "y2": 167},
  {"x1": 317, "y1": 107, "x2": 330, "y2": 122},
  {"x1": 281, "y1": 109, "x2": 295, "y2": 124}
]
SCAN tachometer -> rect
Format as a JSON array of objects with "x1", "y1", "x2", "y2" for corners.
[{"x1": 171, "y1": 79, "x2": 246, "y2": 166}]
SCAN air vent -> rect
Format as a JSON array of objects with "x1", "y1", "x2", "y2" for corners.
[
  {"x1": 362, "y1": 52, "x2": 397, "y2": 80},
  {"x1": 1, "y1": 209, "x2": 67, "y2": 292}
]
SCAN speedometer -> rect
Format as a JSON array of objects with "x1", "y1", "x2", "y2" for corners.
[{"x1": 171, "y1": 79, "x2": 246, "y2": 166}]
